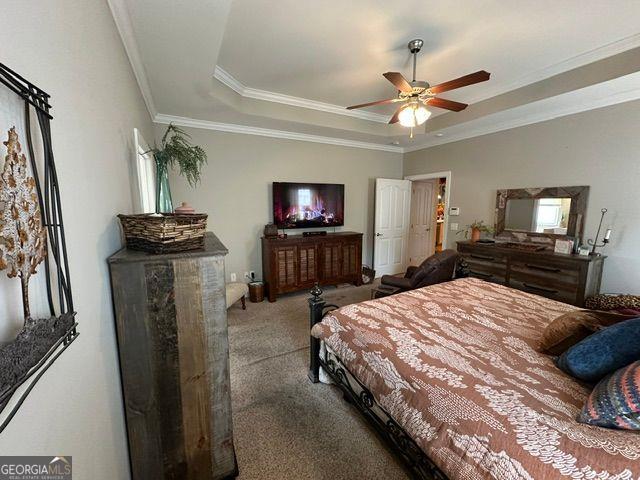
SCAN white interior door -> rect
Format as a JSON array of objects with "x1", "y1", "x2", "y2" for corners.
[
  {"x1": 408, "y1": 180, "x2": 436, "y2": 266},
  {"x1": 374, "y1": 179, "x2": 411, "y2": 276}
]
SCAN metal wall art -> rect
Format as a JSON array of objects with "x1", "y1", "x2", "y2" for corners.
[{"x1": 0, "y1": 62, "x2": 78, "y2": 432}]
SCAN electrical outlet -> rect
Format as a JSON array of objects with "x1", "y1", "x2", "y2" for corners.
[
  {"x1": 450, "y1": 223, "x2": 459, "y2": 231},
  {"x1": 230, "y1": 272, "x2": 237, "y2": 282},
  {"x1": 244, "y1": 272, "x2": 249, "y2": 281}
]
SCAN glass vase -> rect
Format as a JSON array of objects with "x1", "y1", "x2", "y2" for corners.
[{"x1": 155, "y1": 156, "x2": 173, "y2": 214}]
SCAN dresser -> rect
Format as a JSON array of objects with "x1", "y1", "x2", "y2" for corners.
[
  {"x1": 262, "y1": 232, "x2": 362, "y2": 302},
  {"x1": 109, "y1": 233, "x2": 237, "y2": 480},
  {"x1": 457, "y1": 241, "x2": 604, "y2": 306}
]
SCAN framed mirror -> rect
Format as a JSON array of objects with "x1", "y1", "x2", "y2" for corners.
[{"x1": 496, "y1": 186, "x2": 589, "y2": 242}]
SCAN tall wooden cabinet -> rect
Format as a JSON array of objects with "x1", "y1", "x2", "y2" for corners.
[
  {"x1": 262, "y1": 232, "x2": 363, "y2": 302},
  {"x1": 108, "y1": 233, "x2": 237, "y2": 480}
]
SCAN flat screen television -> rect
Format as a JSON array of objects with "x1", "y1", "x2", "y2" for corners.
[{"x1": 273, "y1": 182, "x2": 344, "y2": 229}]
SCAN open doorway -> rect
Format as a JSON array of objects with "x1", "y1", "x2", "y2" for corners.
[{"x1": 405, "y1": 172, "x2": 451, "y2": 266}]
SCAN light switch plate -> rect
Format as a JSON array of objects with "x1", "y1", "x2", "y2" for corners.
[
  {"x1": 450, "y1": 223, "x2": 459, "y2": 231},
  {"x1": 230, "y1": 272, "x2": 237, "y2": 282}
]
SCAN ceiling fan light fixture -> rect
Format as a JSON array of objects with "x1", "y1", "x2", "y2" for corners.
[{"x1": 398, "y1": 102, "x2": 431, "y2": 128}]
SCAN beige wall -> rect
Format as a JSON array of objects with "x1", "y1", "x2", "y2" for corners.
[
  {"x1": 0, "y1": 1, "x2": 153, "y2": 478},
  {"x1": 404, "y1": 99, "x2": 640, "y2": 294},
  {"x1": 164, "y1": 127, "x2": 402, "y2": 281}
]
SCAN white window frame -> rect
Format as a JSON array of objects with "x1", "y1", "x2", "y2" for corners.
[{"x1": 134, "y1": 128, "x2": 156, "y2": 214}]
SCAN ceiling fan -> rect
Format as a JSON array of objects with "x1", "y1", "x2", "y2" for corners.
[{"x1": 347, "y1": 39, "x2": 490, "y2": 130}]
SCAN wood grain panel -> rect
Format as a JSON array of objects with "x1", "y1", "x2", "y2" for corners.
[
  {"x1": 110, "y1": 261, "x2": 164, "y2": 480},
  {"x1": 199, "y1": 256, "x2": 237, "y2": 478},
  {"x1": 174, "y1": 259, "x2": 212, "y2": 479},
  {"x1": 145, "y1": 261, "x2": 187, "y2": 479}
]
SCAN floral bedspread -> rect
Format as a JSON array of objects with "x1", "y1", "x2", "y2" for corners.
[{"x1": 311, "y1": 278, "x2": 640, "y2": 479}]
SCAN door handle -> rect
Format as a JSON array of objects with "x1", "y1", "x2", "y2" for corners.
[{"x1": 375, "y1": 233, "x2": 383, "y2": 237}]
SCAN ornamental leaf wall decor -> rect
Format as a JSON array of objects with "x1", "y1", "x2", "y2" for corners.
[
  {"x1": 0, "y1": 62, "x2": 78, "y2": 432},
  {"x1": 0, "y1": 127, "x2": 47, "y2": 320}
]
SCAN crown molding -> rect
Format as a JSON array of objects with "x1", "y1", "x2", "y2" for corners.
[
  {"x1": 213, "y1": 66, "x2": 390, "y2": 124},
  {"x1": 464, "y1": 32, "x2": 640, "y2": 105},
  {"x1": 404, "y1": 76, "x2": 640, "y2": 153},
  {"x1": 154, "y1": 114, "x2": 403, "y2": 153},
  {"x1": 107, "y1": 0, "x2": 157, "y2": 119}
]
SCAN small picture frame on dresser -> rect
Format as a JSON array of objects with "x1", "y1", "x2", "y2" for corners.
[{"x1": 554, "y1": 239, "x2": 574, "y2": 254}]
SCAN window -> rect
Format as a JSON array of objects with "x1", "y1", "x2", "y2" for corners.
[
  {"x1": 134, "y1": 128, "x2": 156, "y2": 214},
  {"x1": 297, "y1": 188, "x2": 311, "y2": 207}
]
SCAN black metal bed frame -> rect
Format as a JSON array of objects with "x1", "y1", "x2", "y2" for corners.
[
  {"x1": 0, "y1": 62, "x2": 79, "y2": 432},
  {"x1": 308, "y1": 285, "x2": 448, "y2": 480}
]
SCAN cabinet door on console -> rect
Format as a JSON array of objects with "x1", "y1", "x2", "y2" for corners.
[
  {"x1": 275, "y1": 246, "x2": 298, "y2": 291},
  {"x1": 342, "y1": 242, "x2": 359, "y2": 277},
  {"x1": 298, "y1": 244, "x2": 318, "y2": 286},
  {"x1": 322, "y1": 243, "x2": 342, "y2": 281}
]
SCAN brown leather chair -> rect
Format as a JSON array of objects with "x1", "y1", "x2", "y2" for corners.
[{"x1": 380, "y1": 249, "x2": 459, "y2": 293}]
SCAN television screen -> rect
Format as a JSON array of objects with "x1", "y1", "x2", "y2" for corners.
[{"x1": 273, "y1": 182, "x2": 344, "y2": 229}]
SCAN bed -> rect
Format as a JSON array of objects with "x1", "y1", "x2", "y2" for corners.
[{"x1": 309, "y1": 278, "x2": 640, "y2": 479}]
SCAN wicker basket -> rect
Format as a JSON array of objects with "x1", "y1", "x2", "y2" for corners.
[{"x1": 118, "y1": 213, "x2": 208, "y2": 254}]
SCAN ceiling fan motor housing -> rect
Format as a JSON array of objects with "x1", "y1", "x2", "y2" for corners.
[{"x1": 408, "y1": 39, "x2": 424, "y2": 54}]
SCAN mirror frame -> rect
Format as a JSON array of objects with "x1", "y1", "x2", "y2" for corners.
[{"x1": 495, "y1": 186, "x2": 589, "y2": 243}]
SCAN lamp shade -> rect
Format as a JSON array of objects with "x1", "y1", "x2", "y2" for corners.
[{"x1": 398, "y1": 102, "x2": 431, "y2": 127}]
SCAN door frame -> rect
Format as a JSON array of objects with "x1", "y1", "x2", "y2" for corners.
[{"x1": 404, "y1": 171, "x2": 452, "y2": 251}]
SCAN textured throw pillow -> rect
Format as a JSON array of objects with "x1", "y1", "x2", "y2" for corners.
[
  {"x1": 585, "y1": 294, "x2": 640, "y2": 312},
  {"x1": 540, "y1": 310, "x2": 636, "y2": 356},
  {"x1": 556, "y1": 317, "x2": 640, "y2": 383},
  {"x1": 578, "y1": 360, "x2": 640, "y2": 430}
]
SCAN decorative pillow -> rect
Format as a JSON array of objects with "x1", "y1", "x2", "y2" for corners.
[
  {"x1": 556, "y1": 317, "x2": 640, "y2": 383},
  {"x1": 578, "y1": 360, "x2": 640, "y2": 430},
  {"x1": 540, "y1": 310, "x2": 636, "y2": 356},
  {"x1": 585, "y1": 294, "x2": 640, "y2": 312}
]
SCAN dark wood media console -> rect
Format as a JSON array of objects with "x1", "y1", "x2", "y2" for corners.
[
  {"x1": 262, "y1": 232, "x2": 363, "y2": 302},
  {"x1": 457, "y1": 240, "x2": 605, "y2": 306}
]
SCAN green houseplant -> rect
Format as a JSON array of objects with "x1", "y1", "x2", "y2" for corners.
[
  {"x1": 458, "y1": 220, "x2": 494, "y2": 242},
  {"x1": 148, "y1": 124, "x2": 207, "y2": 213}
]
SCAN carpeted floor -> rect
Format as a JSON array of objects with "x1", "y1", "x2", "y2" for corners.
[{"x1": 227, "y1": 282, "x2": 409, "y2": 479}]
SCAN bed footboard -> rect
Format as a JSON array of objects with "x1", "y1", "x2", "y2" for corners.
[
  {"x1": 307, "y1": 285, "x2": 448, "y2": 480},
  {"x1": 308, "y1": 283, "x2": 337, "y2": 383}
]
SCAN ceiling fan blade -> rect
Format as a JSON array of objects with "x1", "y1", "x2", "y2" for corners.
[
  {"x1": 388, "y1": 105, "x2": 404, "y2": 124},
  {"x1": 383, "y1": 72, "x2": 414, "y2": 93},
  {"x1": 346, "y1": 98, "x2": 400, "y2": 110},
  {"x1": 427, "y1": 70, "x2": 490, "y2": 95},
  {"x1": 427, "y1": 97, "x2": 468, "y2": 112}
]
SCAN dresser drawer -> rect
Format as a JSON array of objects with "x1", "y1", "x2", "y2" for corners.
[
  {"x1": 466, "y1": 262, "x2": 507, "y2": 284},
  {"x1": 458, "y1": 244, "x2": 507, "y2": 263},
  {"x1": 459, "y1": 247, "x2": 507, "y2": 284},
  {"x1": 509, "y1": 259, "x2": 579, "y2": 290},
  {"x1": 508, "y1": 278, "x2": 578, "y2": 304}
]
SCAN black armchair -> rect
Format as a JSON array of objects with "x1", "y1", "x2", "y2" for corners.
[{"x1": 380, "y1": 249, "x2": 459, "y2": 293}]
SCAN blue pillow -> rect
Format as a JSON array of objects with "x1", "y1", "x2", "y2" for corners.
[{"x1": 557, "y1": 317, "x2": 640, "y2": 383}]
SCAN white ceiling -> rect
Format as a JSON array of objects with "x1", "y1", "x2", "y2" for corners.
[
  {"x1": 218, "y1": 0, "x2": 640, "y2": 114},
  {"x1": 110, "y1": 0, "x2": 640, "y2": 152}
]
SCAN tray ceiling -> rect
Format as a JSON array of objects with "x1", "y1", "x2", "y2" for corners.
[{"x1": 110, "y1": 0, "x2": 640, "y2": 152}]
